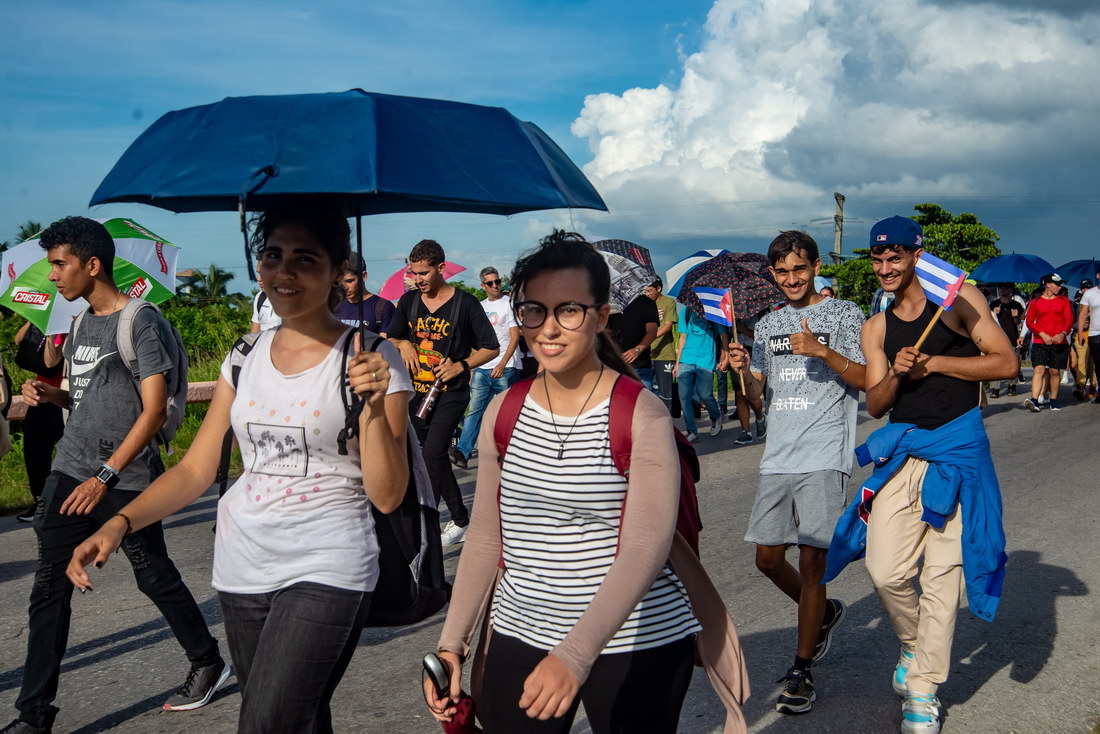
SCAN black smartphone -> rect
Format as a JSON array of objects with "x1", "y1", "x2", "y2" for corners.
[{"x1": 422, "y1": 652, "x2": 451, "y2": 699}]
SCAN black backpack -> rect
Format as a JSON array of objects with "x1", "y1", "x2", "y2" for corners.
[{"x1": 216, "y1": 330, "x2": 450, "y2": 627}]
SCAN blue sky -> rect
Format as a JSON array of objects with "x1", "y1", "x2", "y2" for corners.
[{"x1": 2, "y1": 0, "x2": 1098, "y2": 293}]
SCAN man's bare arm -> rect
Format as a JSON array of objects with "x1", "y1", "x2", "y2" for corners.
[
  {"x1": 862, "y1": 314, "x2": 899, "y2": 419},
  {"x1": 926, "y1": 285, "x2": 1018, "y2": 382}
]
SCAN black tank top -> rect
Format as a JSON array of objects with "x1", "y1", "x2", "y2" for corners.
[{"x1": 883, "y1": 300, "x2": 981, "y2": 429}]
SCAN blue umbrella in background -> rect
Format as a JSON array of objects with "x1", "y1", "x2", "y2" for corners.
[
  {"x1": 90, "y1": 89, "x2": 608, "y2": 279},
  {"x1": 970, "y1": 253, "x2": 1054, "y2": 284},
  {"x1": 1055, "y1": 259, "x2": 1100, "y2": 286},
  {"x1": 666, "y1": 249, "x2": 731, "y2": 297}
]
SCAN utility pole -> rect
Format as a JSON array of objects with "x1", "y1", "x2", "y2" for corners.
[{"x1": 832, "y1": 192, "x2": 845, "y2": 264}]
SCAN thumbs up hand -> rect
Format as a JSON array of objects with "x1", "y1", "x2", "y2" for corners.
[{"x1": 789, "y1": 318, "x2": 826, "y2": 358}]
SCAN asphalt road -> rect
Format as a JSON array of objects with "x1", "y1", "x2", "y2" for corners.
[{"x1": 1, "y1": 391, "x2": 1097, "y2": 734}]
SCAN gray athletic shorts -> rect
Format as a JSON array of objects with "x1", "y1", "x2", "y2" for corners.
[{"x1": 744, "y1": 470, "x2": 848, "y2": 549}]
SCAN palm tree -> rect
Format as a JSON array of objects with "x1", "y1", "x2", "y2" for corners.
[
  {"x1": 15, "y1": 220, "x2": 43, "y2": 243},
  {"x1": 187, "y1": 264, "x2": 236, "y2": 303}
]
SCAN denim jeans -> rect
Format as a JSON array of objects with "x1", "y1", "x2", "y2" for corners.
[
  {"x1": 634, "y1": 366, "x2": 655, "y2": 393},
  {"x1": 677, "y1": 363, "x2": 720, "y2": 435},
  {"x1": 652, "y1": 360, "x2": 675, "y2": 412},
  {"x1": 456, "y1": 367, "x2": 516, "y2": 459},
  {"x1": 16, "y1": 472, "x2": 220, "y2": 728},
  {"x1": 219, "y1": 582, "x2": 371, "y2": 734}
]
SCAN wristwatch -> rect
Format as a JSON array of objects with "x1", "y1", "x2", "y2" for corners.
[
  {"x1": 95, "y1": 463, "x2": 120, "y2": 490},
  {"x1": 633, "y1": 346, "x2": 643, "y2": 355}
]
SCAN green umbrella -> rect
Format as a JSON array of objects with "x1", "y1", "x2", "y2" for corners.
[{"x1": 0, "y1": 218, "x2": 181, "y2": 334}]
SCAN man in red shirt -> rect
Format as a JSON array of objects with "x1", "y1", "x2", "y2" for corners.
[{"x1": 1024, "y1": 273, "x2": 1074, "y2": 411}]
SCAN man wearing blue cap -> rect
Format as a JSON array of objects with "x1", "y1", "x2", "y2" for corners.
[{"x1": 825, "y1": 216, "x2": 1018, "y2": 734}]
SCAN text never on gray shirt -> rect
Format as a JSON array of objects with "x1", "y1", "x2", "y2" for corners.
[
  {"x1": 751, "y1": 298, "x2": 865, "y2": 476},
  {"x1": 54, "y1": 307, "x2": 174, "y2": 490}
]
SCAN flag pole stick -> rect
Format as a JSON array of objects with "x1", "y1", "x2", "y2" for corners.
[
  {"x1": 912, "y1": 304, "x2": 945, "y2": 351},
  {"x1": 730, "y1": 295, "x2": 747, "y2": 393}
]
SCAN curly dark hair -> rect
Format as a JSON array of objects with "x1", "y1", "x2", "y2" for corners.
[
  {"x1": 408, "y1": 239, "x2": 446, "y2": 267},
  {"x1": 39, "y1": 217, "x2": 115, "y2": 278},
  {"x1": 249, "y1": 197, "x2": 351, "y2": 268}
]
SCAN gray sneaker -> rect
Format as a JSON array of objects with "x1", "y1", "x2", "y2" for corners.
[
  {"x1": 755, "y1": 417, "x2": 767, "y2": 439},
  {"x1": 733, "y1": 430, "x2": 753, "y2": 445},
  {"x1": 163, "y1": 659, "x2": 231, "y2": 711}
]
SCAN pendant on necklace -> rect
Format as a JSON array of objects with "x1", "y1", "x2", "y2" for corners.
[{"x1": 558, "y1": 444, "x2": 565, "y2": 460}]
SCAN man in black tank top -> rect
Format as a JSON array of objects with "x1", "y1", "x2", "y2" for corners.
[{"x1": 858, "y1": 216, "x2": 1018, "y2": 734}]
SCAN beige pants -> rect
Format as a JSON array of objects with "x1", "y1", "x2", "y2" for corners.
[{"x1": 865, "y1": 457, "x2": 965, "y2": 695}]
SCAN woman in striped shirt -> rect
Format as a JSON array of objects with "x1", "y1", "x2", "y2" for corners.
[{"x1": 426, "y1": 231, "x2": 701, "y2": 733}]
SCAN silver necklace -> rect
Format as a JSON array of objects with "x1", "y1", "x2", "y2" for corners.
[{"x1": 542, "y1": 364, "x2": 605, "y2": 461}]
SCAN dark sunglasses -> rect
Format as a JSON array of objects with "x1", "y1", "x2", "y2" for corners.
[{"x1": 483, "y1": 279, "x2": 502, "y2": 287}]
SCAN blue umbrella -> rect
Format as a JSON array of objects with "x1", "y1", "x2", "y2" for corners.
[
  {"x1": 1055, "y1": 259, "x2": 1100, "y2": 286},
  {"x1": 970, "y1": 253, "x2": 1054, "y2": 284},
  {"x1": 91, "y1": 89, "x2": 606, "y2": 217},
  {"x1": 666, "y1": 249, "x2": 731, "y2": 297}
]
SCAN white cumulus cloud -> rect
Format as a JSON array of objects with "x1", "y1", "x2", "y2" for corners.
[{"x1": 570, "y1": 0, "x2": 1100, "y2": 245}]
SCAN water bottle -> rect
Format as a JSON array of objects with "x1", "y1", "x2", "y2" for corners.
[{"x1": 415, "y1": 378, "x2": 444, "y2": 420}]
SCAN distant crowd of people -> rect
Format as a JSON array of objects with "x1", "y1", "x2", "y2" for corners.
[{"x1": 5, "y1": 206, "x2": 1096, "y2": 734}]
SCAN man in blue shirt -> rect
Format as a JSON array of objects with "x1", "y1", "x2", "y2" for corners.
[{"x1": 674, "y1": 305, "x2": 726, "y2": 442}]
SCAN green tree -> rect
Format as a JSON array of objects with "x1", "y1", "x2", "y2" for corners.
[
  {"x1": 1, "y1": 220, "x2": 44, "y2": 253},
  {"x1": 821, "y1": 203, "x2": 1001, "y2": 313},
  {"x1": 186, "y1": 264, "x2": 237, "y2": 304},
  {"x1": 911, "y1": 203, "x2": 1000, "y2": 273}
]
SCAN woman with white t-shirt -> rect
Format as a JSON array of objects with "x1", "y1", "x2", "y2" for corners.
[{"x1": 67, "y1": 200, "x2": 413, "y2": 733}]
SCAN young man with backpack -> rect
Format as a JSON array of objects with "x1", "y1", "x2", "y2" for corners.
[
  {"x1": 727, "y1": 231, "x2": 866, "y2": 716},
  {"x1": 335, "y1": 252, "x2": 395, "y2": 335},
  {"x1": 5, "y1": 217, "x2": 226, "y2": 734}
]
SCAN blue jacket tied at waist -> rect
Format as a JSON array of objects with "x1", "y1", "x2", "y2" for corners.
[{"x1": 825, "y1": 407, "x2": 1007, "y2": 621}]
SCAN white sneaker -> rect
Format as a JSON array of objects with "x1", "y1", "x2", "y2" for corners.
[
  {"x1": 901, "y1": 693, "x2": 941, "y2": 733},
  {"x1": 685, "y1": 431, "x2": 699, "y2": 443},
  {"x1": 441, "y1": 521, "x2": 468, "y2": 546},
  {"x1": 709, "y1": 414, "x2": 724, "y2": 437},
  {"x1": 893, "y1": 648, "x2": 915, "y2": 696}
]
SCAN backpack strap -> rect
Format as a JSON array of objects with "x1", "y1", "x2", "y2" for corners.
[
  {"x1": 607, "y1": 375, "x2": 643, "y2": 478},
  {"x1": 373, "y1": 296, "x2": 386, "y2": 333},
  {"x1": 116, "y1": 298, "x2": 154, "y2": 383},
  {"x1": 492, "y1": 376, "x2": 536, "y2": 464},
  {"x1": 216, "y1": 332, "x2": 262, "y2": 497},
  {"x1": 257, "y1": 291, "x2": 268, "y2": 309},
  {"x1": 336, "y1": 330, "x2": 385, "y2": 455}
]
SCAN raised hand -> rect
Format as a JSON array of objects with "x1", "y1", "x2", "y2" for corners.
[
  {"x1": 347, "y1": 333, "x2": 392, "y2": 405},
  {"x1": 789, "y1": 318, "x2": 826, "y2": 358}
]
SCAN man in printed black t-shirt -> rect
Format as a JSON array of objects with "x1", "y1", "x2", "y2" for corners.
[
  {"x1": 387, "y1": 240, "x2": 498, "y2": 546},
  {"x1": 988, "y1": 286, "x2": 1025, "y2": 398},
  {"x1": 6, "y1": 218, "x2": 226, "y2": 734}
]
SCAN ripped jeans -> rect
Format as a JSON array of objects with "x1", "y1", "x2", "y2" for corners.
[{"x1": 15, "y1": 471, "x2": 220, "y2": 727}]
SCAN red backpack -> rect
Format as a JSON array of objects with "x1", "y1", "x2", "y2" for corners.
[{"x1": 492, "y1": 374, "x2": 703, "y2": 557}]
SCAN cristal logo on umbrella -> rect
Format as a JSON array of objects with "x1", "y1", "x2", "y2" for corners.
[
  {"x1": 12, "y1": 289, "x2": 51, "y2": 308},
  {"x1": 6, "y1": 263, "x2": 15, "y2": 282},
  {"x1": 129, "y1": 277, "x2": 151, "y2": 299}
]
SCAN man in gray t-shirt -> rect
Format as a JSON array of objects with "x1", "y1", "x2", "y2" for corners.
[
  {"x1": 9, "y1": 218, "x2": 226, "y2": 734},
  {"x1": 727, "y1": 231, "x2": 867, "y2": 716}
]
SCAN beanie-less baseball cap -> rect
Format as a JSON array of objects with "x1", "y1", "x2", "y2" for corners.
[
  {"x1": 1081, "y1": 279, "x2": 1095, "y2": 289},
  {"x1": 869, "y1": 216, "x2": 923, "y2": 248},
  {"x1": 1040, "y1": 273, "x2": 1064, "y2": 285}
]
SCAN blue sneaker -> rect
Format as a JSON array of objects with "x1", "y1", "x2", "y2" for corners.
[
  {"x1": 1049, "y1": 399, "x2": 1062, "y2": 411},
  {"x1": 901, "y1": 693, "x2": 941, "y2": 733},
  {"x1": 893, "y1": 648, "x2": 915, "y2": 696}
]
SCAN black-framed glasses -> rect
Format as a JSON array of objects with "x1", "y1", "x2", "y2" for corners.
[
  {"x1": 514, "y1": 300, "x2": 598, "y2": 330},
  {"x1": 482, "y1": 278, "x2": 502, "y2": 287}
]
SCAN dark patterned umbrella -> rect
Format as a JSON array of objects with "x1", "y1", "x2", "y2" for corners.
[
  {"x1": 592, "y1": 238, "x2": 658, "y2": 279},
  {"x1": 676, "y1": 251, "x2": 786, "y2": 321}
]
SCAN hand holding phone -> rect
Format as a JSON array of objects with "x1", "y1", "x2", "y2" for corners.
[{"x1": 423, "y1": 652, "x2": 452, "y2": 701}]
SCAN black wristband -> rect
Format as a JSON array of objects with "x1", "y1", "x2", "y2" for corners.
[
  {"x1": 459, "y1": 359, "x2": 470, "y2": 373},
  {"x1": 112, "y1": 512, "x2": 133, "y2": 537}
]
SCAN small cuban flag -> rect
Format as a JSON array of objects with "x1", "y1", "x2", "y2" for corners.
[
  {"x1": 915, "y1": 253, "x2": 968, "y2": 310},
  {"x1": 693, "y1": 286, "x2": 735, "y2": 327}
]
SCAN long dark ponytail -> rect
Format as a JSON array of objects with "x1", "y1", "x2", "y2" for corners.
[{"x1": 511, "y1": 230, "x2": 640, "y2": 381}]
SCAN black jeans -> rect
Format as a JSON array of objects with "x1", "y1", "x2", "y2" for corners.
[
  {"x1": 1090, "y1": 336, "x2": 1100, "y2": 386},
  {"x1": 16, "y1": 472, "x2": 220, "y2": 728},
  {"x1": 22, "y1": 403, "x2": 64, "y2": 502},
  {"x1": 480, "y1": 632, "x2": 695, "y2": 734},
  {"x1": 218, "y1": 582, "x2": 370, "y2": 734},
  {"x1": 411, "y1": 387, "x2": 471, "y2": 527},
  {"x1": 652, "y1": 360, "x2": 675, "y2": 413}
]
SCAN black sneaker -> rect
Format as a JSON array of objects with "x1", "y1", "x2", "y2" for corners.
[
  {"x1": 163, "y1": 659, "x2": 231, "y2": 711},
  {"x1": 1007, "y1": 384, "x2": 1017, "y2": 396},
  {"x1": 756, "y1": 417, "x2": 767, "y2": 439},
  {"x1": 16, "y1": 511, "x2": 35, "y2": 523},
  {"x1": 733, "y1": 430, "x2": 753, "y2": 445},
  {"x1": 813, "y1": 598, "x2": 847, "y2": 662},
  {"x1": 989, "y1": 388, "x2": 999, "y2": 399},
  {"x1": 448, "y1": 446, "x2": 468, "y2": 470},
  {"x1": 776, "y1": 667, "x2": 815, "y2": 714},
  {"x1": 1, "y1": 720, "x2": 50, "y2": 734}
]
